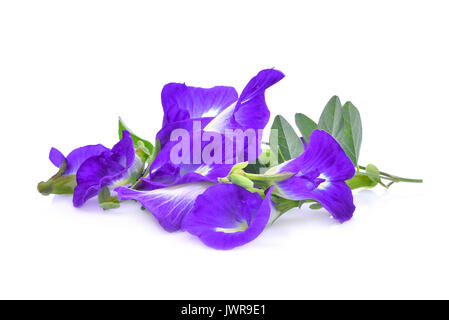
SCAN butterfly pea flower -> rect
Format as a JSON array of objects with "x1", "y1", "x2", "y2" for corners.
[
  {"x1": 115, "y1": 69, "x2": 284, "y2": 234},
  {"x1": 38, "y1": 144, "x2": 109, "y2": 195},
  {"x1": 115, "y1": 183, "x2": 273, "y2": 249},
  {"x1": 148, "y1": 69, "x2": 285, "y2": 189},
  {"x1": 72, "y1": 131, "x2": 146, "y2": 207},
  {"x1": 181, "y1": 185, "x2": 274, "y2": 250},
  {"x1": 267, "y1": 129, "x2": 356, "y2": 223}
]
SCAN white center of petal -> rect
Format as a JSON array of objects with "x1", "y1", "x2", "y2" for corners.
[
  {"x1": 317, "y1": 173, "x2": 330, "y2": 190},
  {"x1": 195, "y1": 165, "x2": 212, "y2": 176},
  {"x1": 204, "y1": 103, "x2": 236, "y2": 133},
  {"x1": 215, "y1": 221, "x2": 249, "y2": 233},
  {"x1": 202, "y1": 108, "x2": 219, "y2": 118}
]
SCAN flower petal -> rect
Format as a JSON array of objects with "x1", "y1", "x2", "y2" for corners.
[
  {"x1": 295, "y1": 129, "x2": 355, "y2": 181},
  {"x1": 116, "y1": 182, "x2": 214, "y2": 232},
  {"x1": 161, "y1": 83, "x2": 238, "y2": 126},
  {"x1": 65, "y1": 144, "x2": 110, "y2": 175},
  {"x1": 205, "y1": 69, "x2": 284, "y2": 133},
  {"x1": 73, "y1": 131, "x2": 138, "y2": 207},
  {"x1": 48, "y1": 144, "x2": 108, "y2": 175},
  {"x1": 270, "y1": 130, "x2": 355, "y2": 222},
  {"x1": 49, "y1": 147, "x2": 65, "y2": 168},
  {"x1": 182, "y1": 185, "x2": 274, "y2": 250},
  {"x1": 156, "y1": 117, "x2": 213, "y2": 149},
  {"x1": 308, "y1": 181, "x2": 355, "y2": 223}
]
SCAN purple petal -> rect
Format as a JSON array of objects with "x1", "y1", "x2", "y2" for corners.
[
  {"x1": 309, "y1": 182, "x2": 355, "y2": 223},
  {"x1": 73, "y1": 131, "x2": 138, "y2": 207},
  {"x1": 49, "y1": 144, "x2": 108, "y2": 175},
  {"x1": 156, "y1": 117, "x2": 213, "y2": 149},
  {"x1": 139, "y1": 171, "x2": 222, "y2": 191},
  {"x1": 116, "y1": 182, "x2": 214, "y2": 232},
  {"x1": 294, "y1": 129, "x2": 355, "y2": 181},
  {"x1": 110, "y1": 130, "x2": 135, "y2": 168},
  {"x1": 65, "y1": 144, "x2": 109, "y2": 175},
  {"x1": 49, "y1": 147, "x2": 65, "y2": 168},
  {"x1": 161, "y1": 83, "x2": 238, "y2": 126},
  {"x1": 272, "y1": 130, "x2": 356, "y2": 222},
  {"x1": 205, "y1": 69, "x2": 284, "y2": 133},
  {"x1": 182, "y1": 185, "x2": 274, "y2": 250}
]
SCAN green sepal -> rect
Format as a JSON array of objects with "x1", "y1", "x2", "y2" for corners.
[
  {"x1": 38, "y1": 175, "x2": 77, "y2": 195},
  {"x1": 98, "y1": 186, "x2": 121, "y2": 211},
  {"x1": 309, "y1": 202, "x2": 323, "y2": 210},
  {"x1": 230, "y1": 173, "x2": 254, "y2": 189},
  {"x1": 119, "y1": 117, "x2": 154, "y2": 154},
  {"x1": 37, "y1": 160, "x2": 77, "y2": 195},
  {"x1": 243, "y1": 171, "x2": 294, "y2": 182},
  {"x1": 229, "y1": 162, "x2": 249, "y2": 175}
]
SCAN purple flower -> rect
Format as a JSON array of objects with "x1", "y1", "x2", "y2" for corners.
[
  {"x1": 72, "y1": 131, "x2": 145, "y2": 207},
  {"x1": 115, "y1": 69, "x2": 284, "y2": 233},
  {"x1": 49, "y1": 145, "x2": 109, "y2": 176},
  {"x1": 148, "y1": 69, "x2": 285, "y2": 189},
  {"x1": 182, "y1": 185, "x2": 274, "y2": 250},
  {"x1": 268, "y1": 130, "x2": 356, "y2": 222},
  {"x1": 38, "y1": 144, "x2": 109, "y2": 195}
]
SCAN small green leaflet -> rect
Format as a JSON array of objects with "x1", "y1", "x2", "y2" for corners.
[
  {"x1": 118, "y1": 117, "x2": 154, "y2": 154},
  {"x1": 269, "y1": 115, "x2": 304, "y2": 163},
  {"x1": 295, "y1": 113, "x2": 317, "y2": 144},
  {"x1": 318, "y1": 95, "x2": 344, "y2": 140},
  {"x1": 340, "y1": 102, "x2": 362, "y2": 165},
  {"x1": 346, "y1": 164, "x2": 379, "y2": 189}
]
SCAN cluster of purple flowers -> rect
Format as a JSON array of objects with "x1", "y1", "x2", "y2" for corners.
[{"x1": 38, "y1": 69, "x2": 357, "y2": 250}]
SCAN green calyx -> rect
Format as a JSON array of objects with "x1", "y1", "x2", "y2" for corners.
[
  {"x1": 98, "y1": 186, "x2": 121, "y2": 210},
  {"x1": 37, "y1": 160, "x2": 77, "y2": 195}
]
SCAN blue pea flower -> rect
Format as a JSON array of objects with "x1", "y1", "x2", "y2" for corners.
[
  {"x1": 38, "y1": 144, "x2": 109, "y2": 195},
  {"x1": 39, "y1": 131, "x2": 146, "y2": 207},
  {"x1": 182, "y1": 185, "x2": 274, "y2": 250},
  {"x1": 73, "y1": 131, "x2": 145, "y2": 207},
  {"x1": 148, "y1": 68, "x2": 285, "y2": 189},
  {"x1": 115, "y1": 69, "x2": 284, "y2": 235},
  {"x1": 267, "y1": 129, "x2": 356, "y2": 222}
]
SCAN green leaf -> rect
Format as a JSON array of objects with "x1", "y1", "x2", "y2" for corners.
[
  {"x1": 295, "y1": 113, "x2": 318, "y2": 144},
  {"x1": 346, "y1": 173, "x2": 377, "y2": 190},
  {"x1": 118, "y1": 117, "x2": 154, "y2": 154},
  {"x1": 340, "y1": 101, "x2": 362, "y2": 165},
  {"x1": 318, "y1": 95, "x2": 344, "y2": 139},
  {"x1": 269, "y1": 115, "x2": 304, "y2": 163}
]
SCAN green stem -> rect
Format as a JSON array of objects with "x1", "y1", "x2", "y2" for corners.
[{"x1": 358, "y1": 165, "x2": 423, "y2": 183}]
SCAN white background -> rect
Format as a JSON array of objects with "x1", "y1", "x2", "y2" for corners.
[{"x1": 0, "y1": 1, "x2": 447, "y2": 299}]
